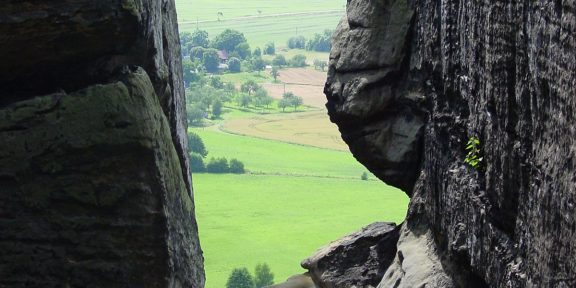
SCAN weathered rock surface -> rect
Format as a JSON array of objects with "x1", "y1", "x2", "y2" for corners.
[
  {"x1": 325, "y1": 0, "x2": 576, "y2": 287},
  {"x1": 0, "y1": 1, "x2": 204, "y2": 287},
  {"x1": 302, "y1": 222, "x2": 399, "y2": 288}
]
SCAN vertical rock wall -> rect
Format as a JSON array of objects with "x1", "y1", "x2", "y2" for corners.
[
  {"x1": 0, "y1": 1, "x2": 204, "y2": 287},
  {"x1": 325, "y1": 0, "x2": 575, "y2": 287}
]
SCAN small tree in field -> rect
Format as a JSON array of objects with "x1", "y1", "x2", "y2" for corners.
[
  {"x1": 291, "y1": 95, "x2": 303, "y2": 111},
  {"x1": 226, "y1": 268, "x2": 254, "y2": 288},
  {"x1": 272, "y1": 55, "x2": 287, "y2": 67},
  {"x1": 241, "y1": 80, "x2": 260, "y2": 96},
  {"x1": 212, "y1": 99, "x2": 222, "y2": 119},
  {"x1": 270, "y1": 66, "x2": 280, "y2": 81},
  {"x1": 278, "y1": 98, "x2": 290, "y2": 112},
  {"x1": 254, "y1": 263, "x2": 274, "y2": 288}
]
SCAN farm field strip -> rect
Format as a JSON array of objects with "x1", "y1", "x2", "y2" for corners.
[
  {"x1": 178, "y1": 11, "x2": 343, "y2": 48},
  {"x1": 176, "y1": 0, "x2": 346, "y2": 21},
  {"x1": 221, "y1": 111, "x2": 348, "y2": 152}
]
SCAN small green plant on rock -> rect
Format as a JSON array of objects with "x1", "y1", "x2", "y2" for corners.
[{"x1": 465, "y1": 136, "x2": 483, "y2": 170}]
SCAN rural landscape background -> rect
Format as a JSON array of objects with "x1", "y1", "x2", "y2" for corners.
[{"x1": 174, "y1": 0, "x2": 409, "y2": 286}]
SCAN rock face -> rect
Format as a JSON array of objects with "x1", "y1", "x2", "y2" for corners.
[
  {"x1": 302, "y1": 222, "x2": 399, "y2": 288},
  {"x1": 324, "y1": 0, "x2": 576, "y2": 287},
  {"x1": 0, "y1": 2, "x2": 204, "y2": 287}
]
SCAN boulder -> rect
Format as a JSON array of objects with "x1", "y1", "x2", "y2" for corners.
[{"x1": 302, "y1": 222, "x2": 399, "y2": 288}]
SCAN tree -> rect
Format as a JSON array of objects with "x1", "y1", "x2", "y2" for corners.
[
  {"x1": 202, "y1": 48, "x2": 220, "y2": 73},
  {"x1": 229, "y1": 159, "x2": 245, "y2": 174},
  {"x1": 191, "y1": 29, "x2": 210, "y2": 48},
  {"x1": 235, "y1": 42, "x2": 252, "y2": 59},
  {"x1": 212, "y1": 99, "x2": 222, "y2": 119},
  {"x1": 182, "y1": 58, "x2": 199, "y2": 87},
  {"x1": 254, "y1": 263, "x2": 274, "y2": 288},
  {"x1": 212, "y1": 29, "x2": 247, "y2": 53},
  {"x1": 228, "y1": 57, "x2": 241, "y2": 73},
  {"x1": 253, "y1": 89, "x2": 273, "y2": 110},
  {"x1": 253, "y1": 47, "x2": 262, "y2": 57},
  {"x1": 189, "y1": 153, "x2": 205, "y2": 172},
  {"x1": 238, "y1": 93, "x2": 252, "y2": 108},
  {"x1": 290, "y1": 95, "x2": 303, "y2": 111},
  {"x1": 272, "y1": 55, "x2": 287, "y2": 67},
  {"x1": 289, "y1": 54, "x2": 307, "y2": 67},
  {"x1": 190, "y1": 46, "x2": 205, "y2": 61},
  {"x1": 206, "y1": 157, "x2": 229, "y2": 173},
  {"x1": 270, "y1": 66, "x2": 280, "y2": 81},
  {"x1": 180, "y1": 32, "x2": 193, "y2": 45},
  {"x1": 263, "y1": 42, "x2": 275, "y2": 55},
  {"x1": 306, "y1": 30, "x2": 333, "y2": 52},
  {"x1": 287, "y1": 36, "x2": 306, "y2": 49},
  {"x1": 241, "y1": 80, "x2": 260, "y2": 96},
  {"x1": 251, "y1": 57, "x2": 266, "y2": 74},
  {"x1": 282, "y1": 92, "x2": 303, "y2": 111},
  {"x1": 278, "y1": 98, "x2": 290, "y2": 112},
  {"x1": 187, "y1": 104, "x2": 206, "y2": 126},
  {"x1": 187, "y1": 132, "x2": 208, "y2": 157},
  {"x1": 226, "y1": 268, "x2": 255, "y2": 288},
  {"x1": 261, "y1": 95, "x2": 273, "y2": 109},
  {"x1": 209, "y1": 76, "x2": 224, "y2": 89},
  {"x1": 361, "y1": 172, "x2": 369, "y2": 181}
]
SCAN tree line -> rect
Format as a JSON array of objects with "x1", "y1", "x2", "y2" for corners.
[
  {"x1": 226, "y1": 263, "x2": 274, "y2": 288},
  {"x1": 287, "y1": 30, "x2": 333, "y2": 52},
  {"x1": 188, "y1": 132, "x2": 246, "y2": 174}
]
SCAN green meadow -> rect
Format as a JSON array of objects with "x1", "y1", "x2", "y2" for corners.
[
  {"x1": 191, "y1": 129, "x2": 409, "y2": 287},
  {"x1": 175, "y1": 0, "x2": 346, "y2": 48}
]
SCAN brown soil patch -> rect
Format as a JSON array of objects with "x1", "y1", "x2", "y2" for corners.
[{"x1": 262, "y1": 67, "x2": 328, "y2": 108}]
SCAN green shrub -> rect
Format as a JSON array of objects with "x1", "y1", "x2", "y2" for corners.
[
  {"x1": 229, "y1": 159, "x2": 245, "y2": 174},
  {"x1": 206, "y1": 157, "x2": 229, "y2": 173},
  {"x1": 189, "y1": 153, "x2": 205, "y2": 172},
  {"x1": 289, "y1": 54, "x2": 307, "y2": 67},
  {"x1": 228, "y1": 57, "x2": 241, "y2": 72},
  {"x1": 361, "y1": 172, "x2": 368, "y2": 181}
]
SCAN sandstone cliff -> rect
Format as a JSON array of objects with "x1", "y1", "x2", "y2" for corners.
[
  {"x1": 0, "y1": 1, "x2": 204, "y2": 287},
  {"x1": 321, "y1": 0, "x2": 576, "y2": 287}
]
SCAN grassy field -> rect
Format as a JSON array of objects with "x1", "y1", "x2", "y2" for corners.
[
  {"x1": 194, "y1": 174, "x2": 409, "y2": 288},
  {"x1": 176, "y1": 0, "x2": 345, "y2": 21},
  {"x1": 191, "y1": 129, "x2": 362, "y2": 178},
  {"x1": 175, "y1": 0, "x2": 346, "y2": 48},
  {"x1": 218, "y1": 71, "x2": 272, "y2": 84}
]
